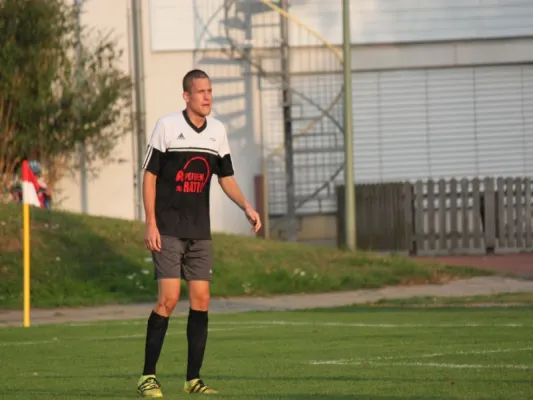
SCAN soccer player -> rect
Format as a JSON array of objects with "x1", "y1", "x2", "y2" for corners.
[{"x1": 136, "y1": 69, "x2": 261, "y2": 397}]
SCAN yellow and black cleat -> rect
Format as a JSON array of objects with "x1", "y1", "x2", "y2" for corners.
[
  {"x1": 184, "y1": 378, "x2": 217, "y2": 394},
  {"x1": 137, "y1": 375, "x2": 163, "y2": 398}
]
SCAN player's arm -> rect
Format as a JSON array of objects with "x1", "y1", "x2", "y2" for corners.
[
  {"x1": 218, "y1": 175, "x2": 251, "y2": 211},
  {"x1": 218, "y1": 176, "x2": 261, "y2": 233},
  {"x1": 216, "y1": 126, "x2": 262, "y2": 233},
  {"x1": 143, "y1": 171, "x2": 157, "y2": 226},
  {"x1": 141, "y1": 118, "x2": 167, "y2": 251}
]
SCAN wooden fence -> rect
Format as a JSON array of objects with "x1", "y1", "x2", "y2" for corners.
[
  {"x1": 336, "y1": 177, "x2": 533, "y2": 255},
  {"x1": 337, "y1": 183, "x2": 411, "y2": 252}
]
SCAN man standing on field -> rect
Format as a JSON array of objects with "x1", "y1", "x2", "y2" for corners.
[{"x1": 137, "y1": 69, "x2": 261, "y2": 397}]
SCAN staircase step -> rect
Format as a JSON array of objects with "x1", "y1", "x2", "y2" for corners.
[
  {"x1": 293, "y1": 146, "x2": 344, "y2": 154},
  {"x1": 267, "y1": 167, "x2": 343, "y2": 180},
  {"x1": 293, "y1": 132, "x2": 341, "y2": 138},
  {"x1": 294, "y1": 194, "x2": 335, "y2": 202},
  {"x1": 196, "y1": 57, "x2": 243, "y2": 66},
  {"x1": 291, "y1": 115, "x2": 325, "y2": 122},
  {"x1": 204, "y1": 36, "x2": 231, "y2": 46},
  {"x1": 292, "y1": 163, "x2": 343, "y2": 170},
  {"x1": 235, "y1": 0, "x2": 281, "y2": 14},
  {"x1": 221, "y1": 16, "x2": 246, "y2": 30},
  {"x1": 250, "y1": 51, "x2": 283, "y2": 60},
  {"x1": 208, "y1": 76, "x2": 245, "y2": 84},
  {"x1": 252, "y1": 23, "x2": 281, "y2": 28}
]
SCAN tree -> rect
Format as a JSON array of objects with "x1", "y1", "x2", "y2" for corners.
[{"x1": 0, "y1": 0, "x2": 132, "y2": 194}]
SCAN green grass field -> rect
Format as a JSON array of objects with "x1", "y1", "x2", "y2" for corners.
[
  {"x1": 0, "y1": 203, "x2": 488, "y2": 308},
  {"x1": 1, "y1": 306, "x2": 532, "y2": 399}
]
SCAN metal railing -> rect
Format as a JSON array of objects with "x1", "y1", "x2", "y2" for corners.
[{"x1": 222, "y1": 0, "x2": 346, "y2": 237}]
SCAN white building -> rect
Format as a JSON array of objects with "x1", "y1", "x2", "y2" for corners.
[{"x1": 57, "y1": 0, "x2": 533, "y2": 240}]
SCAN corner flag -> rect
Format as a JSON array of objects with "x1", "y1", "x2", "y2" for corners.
[
  {"x1": 21, "y1": 160, "x2": 41, "y2": 207},
  {"x1": 21, "y1": 160, "x2": 39, "y2": 327}
]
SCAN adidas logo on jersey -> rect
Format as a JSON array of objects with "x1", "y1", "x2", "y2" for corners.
[{"x1": 178, "y1": 133, "x2": 185, "y2": 140}]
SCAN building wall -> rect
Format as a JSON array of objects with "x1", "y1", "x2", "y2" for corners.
[
  {"x1": 148, "y1": 0, "x2": 533, "y2": 50},
  {"x1": 55, "y1": 0, "x2": 136, "y2": 220},
  {"x1": 290, "y1": 0, "x2": 533, "y2": 45}
]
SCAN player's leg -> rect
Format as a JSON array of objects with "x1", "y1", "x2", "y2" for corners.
[
  {"x1": 143, "y1": 278, "x2": 182, "y2": 374},
  {"x1": 182, "y1": 240, "x2": 217, "y2": 394},
  {"x1": 186, "y1": 280, "x2": 210, "y2": 379},
  {"x1": 138, "y1": 236, "x2": 185, "y2": 398}
]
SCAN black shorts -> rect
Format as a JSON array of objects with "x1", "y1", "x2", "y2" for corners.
[{"x1": 152, "y1": 236, "x2": 213, "y2": 281}]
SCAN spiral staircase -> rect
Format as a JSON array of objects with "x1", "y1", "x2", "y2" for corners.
[{"x1": 221, "y1": 0, "x2": 346, "y2": 239}]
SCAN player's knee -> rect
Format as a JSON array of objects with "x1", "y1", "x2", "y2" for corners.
[
  {"x1": 190, "y1": 291, "x2": 210, "y2": 311},
  {"x1": 157, "y1": 295, "x2": 179, "y2": 315}
]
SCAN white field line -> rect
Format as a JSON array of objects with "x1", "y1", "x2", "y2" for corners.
[
  {"x1": 372, "y1": 362, "x2": 531, "y2": 370},
  {"x1": 308, "y1": 346, "x2": 533, "y2": 365},
  {"x1": 0, "y1": 326, "x2": 267, "y2": 347},
  {"x1": 207, "y1": 320, "x2": 532, "y2": 328},
  {"x1": 0, "y1": 339, "x2": 61, "y2": 346},
  {"x1": 65, "y1": 320, "x2": 533, "y2": 328}
]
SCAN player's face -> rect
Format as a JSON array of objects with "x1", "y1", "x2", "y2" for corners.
[{"x1": 184, "y1": 78, "x2": 212, "y2": 117}]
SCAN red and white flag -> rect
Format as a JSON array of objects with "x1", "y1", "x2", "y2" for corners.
[{"x1": 21, "y1": 160, "x2": 41, "y2": 207}]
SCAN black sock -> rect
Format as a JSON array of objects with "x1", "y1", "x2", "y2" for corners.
[
  {"x1": 142, "y1": 310, "x2": 169, "y2": 376},
  {"x1": 186, "y1": 308, "x2": 208, "y2": 381}
]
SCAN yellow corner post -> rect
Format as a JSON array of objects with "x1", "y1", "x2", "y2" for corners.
[{"x1": 23, "y1": 202, "x2": 31, "y2": 327}]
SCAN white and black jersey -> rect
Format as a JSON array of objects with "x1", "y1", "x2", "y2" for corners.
[{"x1": 142, "y1": 110, "x2": 234, "y2": 239}]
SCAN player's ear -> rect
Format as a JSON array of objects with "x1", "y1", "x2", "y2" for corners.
[{"x1": 183, "y1": 91, "x2": 189, "y2": 103}]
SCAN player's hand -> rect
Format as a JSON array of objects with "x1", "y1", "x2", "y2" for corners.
[
  {"x1": 145, "y1": 222, "x2": 162, "y2": 252},
  {"x1": 244, "y1": 206, "x2": 262, "y2": 233}
]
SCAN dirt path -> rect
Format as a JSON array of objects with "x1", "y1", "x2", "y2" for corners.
[{"x1": 2, "y1": 276, "x2": 533, "y2": 328}]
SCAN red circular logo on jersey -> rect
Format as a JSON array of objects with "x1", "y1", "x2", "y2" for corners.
[{"x1": 175, "y1": 156, "x2": 210, "y2": 193}]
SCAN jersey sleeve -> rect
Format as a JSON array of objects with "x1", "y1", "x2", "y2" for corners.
[
  {"x1": 141, "y1": 118, "x2": 167, "y2": 176},
  {"x1": 216, "y1": 125, "x2": 234, "y2": 178}
]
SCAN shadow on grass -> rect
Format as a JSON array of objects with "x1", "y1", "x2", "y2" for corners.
[
  {"x1": 33, "y1": 374, "x2": 532, "y2": 385},
  {"x1": 2, "y1": 387, "x2": 468, "y2": 400},
  {"x1": 207, "y1": 376, "x2": 533, "y2": 388},
  {"x1": 214, "y1": 396, "x2": 455, "y2": 400},
  {"x1": 0, "y1": 388, "x2": 125, "y2": 398},
  {"x1": 22, "y1": 373, "x2": 531, "y2": 399}
]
